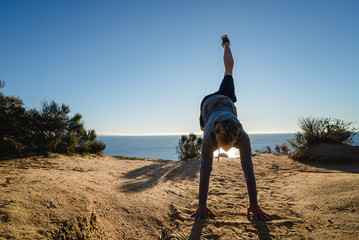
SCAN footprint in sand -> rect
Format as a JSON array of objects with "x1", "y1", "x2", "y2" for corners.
[{"x1": 226, "y1": 203, "x2": 235, "y2": 208}]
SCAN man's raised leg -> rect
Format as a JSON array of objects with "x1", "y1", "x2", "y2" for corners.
[{"x1": 222, "y1": 35, "x2": 234, "y2": 76}]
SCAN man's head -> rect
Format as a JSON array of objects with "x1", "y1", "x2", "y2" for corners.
[{"x1": 214, "y1": 119, "x2": 242, "y2": 151}]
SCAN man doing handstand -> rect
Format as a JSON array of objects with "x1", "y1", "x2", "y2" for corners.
[{"x1": 191, "y1": 35, "x2": 269, "y2": 221}]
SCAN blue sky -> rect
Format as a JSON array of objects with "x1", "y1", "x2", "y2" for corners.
[{"x1": 1, "y1": 0, "x2": 358, "y2": 135}]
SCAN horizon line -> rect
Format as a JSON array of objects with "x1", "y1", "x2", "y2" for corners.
[{"x1": 97, "y1": 131, "x2": 296, "y2": 136}]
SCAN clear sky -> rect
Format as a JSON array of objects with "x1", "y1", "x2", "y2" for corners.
[{"x1": 1, "y1": 0, "x2": 358, "y2": 135}]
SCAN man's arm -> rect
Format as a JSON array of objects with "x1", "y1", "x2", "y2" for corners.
[
  {"x1": 191, "y1": 141, "x2": 215, "y2": 219},
  {"x1": 198, "y1": 142, "x2": 214, "y2": 205},
  {"x1": 236, "y1": 131, "x2": 270, "y2": 220},
  {"x1": 235, "y1": 131, "x2": 258, "y2": 204}
]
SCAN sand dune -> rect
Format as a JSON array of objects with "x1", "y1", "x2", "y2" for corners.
[{"x1": 1, "y1": 154, "x2": 358, "y2": 239}]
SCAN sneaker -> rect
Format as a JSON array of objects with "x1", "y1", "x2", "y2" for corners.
[{"x1": 221, "y1": 35, "x2": 230, "y2": 48}]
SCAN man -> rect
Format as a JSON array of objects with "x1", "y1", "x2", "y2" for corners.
[{"x1": 191, "y1": 35, "x2": 269, "y2": 221}]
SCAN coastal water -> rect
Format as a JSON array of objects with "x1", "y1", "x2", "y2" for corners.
[{"x1": 98, "y1": 133, "x2": 359, "y2": 161}]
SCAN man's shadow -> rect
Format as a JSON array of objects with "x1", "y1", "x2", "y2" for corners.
[
  {"x1": 188, "y1": 220, "x2": 206, "y2": 240},
  {"x1": 119, "y1": 159, "x2": 200, "y2": 193},
  {"x1": 186, "y1": 215, "x2": 282, "y2": 240},
  {"x1": 247, "y1": 214, "x2": 283, "y2": 240}
]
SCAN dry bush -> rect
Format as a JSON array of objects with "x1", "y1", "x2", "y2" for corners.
[{"x1": 176, "y1": 133, "x2": 202, "y2": 161}]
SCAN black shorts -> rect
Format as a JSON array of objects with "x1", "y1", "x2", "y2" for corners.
[
  {"x1": 200, "y1": 75, "x2": 237, "y2": 109},
  {"x1": 200, "y1": 75, "x2": 237, "y2": 128}
]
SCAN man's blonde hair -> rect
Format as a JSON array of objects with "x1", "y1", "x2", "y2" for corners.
[{"x1": 214, "y1": 119, "x2": 242, "y2": 146}]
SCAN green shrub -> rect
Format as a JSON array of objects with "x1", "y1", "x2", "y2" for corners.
[
  {"x1": 274, "y1": 143, "x2": 290, "y2": 155},
  {"x1": 27, "y1": 101, "x2": 71, "y2": 152},
  {"x1": 255, "y1": 145, "x2": 273, "y2": 154},
  {"x1": 289, "y1": 117, "x2": 356, "y2": 159},
  {"x1": 265, "y1": 145, "x2": 272, "y2": 153},
  {"x1": 28, "y1": 101, "x2": 106, "y2": 155},
  {"x1": 280, "y1": 143, "x2": 290, "y2": 155},
  {"x1": 176, "y1": 133, "x2": 202, "y2": 161},
  {"x1": 77, "y1": 140, "x2": 90, "y2": 154},
  {"x1": 0, "y1": 91, "x2": 28, "y2": 155},
  {"x1": 288, "y1": 117, "x2": 356, "y2": 150},
  {"x1": 87, "y1": 140, "x2": 106, "y2": 153},
  {"x1": 274, "y1": 145, "x2": 281, "y2": 154},
  {"x1": 0, "y1": 82, "x2": 105, "y2": 157}
]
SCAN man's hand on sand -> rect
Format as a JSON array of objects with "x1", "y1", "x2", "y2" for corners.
[
  {"x1": 191, "y1": 204, "x2": 216, "y2": 220},
  {"x1": 247, "y1": 203, "x2": 270, "y2": 221}
]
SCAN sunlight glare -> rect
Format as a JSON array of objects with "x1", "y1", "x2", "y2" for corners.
[{"x1": 214, "y1": 148, "x2": 240, "y2": 158}]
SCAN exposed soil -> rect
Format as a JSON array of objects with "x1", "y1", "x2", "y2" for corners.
[{"x1": 1, "y1": 153, "x2": 358, "y2": 239}]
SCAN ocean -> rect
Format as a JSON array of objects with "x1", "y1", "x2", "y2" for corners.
[{"x1": 97, "y1": 133, "x2": 359, "y2": 161}]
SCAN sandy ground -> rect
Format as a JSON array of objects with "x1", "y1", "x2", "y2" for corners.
[{"x1": 1, "y1": 153, "x2": 359, "y2": 239}]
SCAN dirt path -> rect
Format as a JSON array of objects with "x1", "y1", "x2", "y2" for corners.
[
  {"x1": 1, "y1": 154, "x2": 358, "y2": 239},
  {"x1": 162, "y1": 154, "x2": 359, "y2": 239}
]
